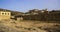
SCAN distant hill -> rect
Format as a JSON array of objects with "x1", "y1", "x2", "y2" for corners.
[{"x1": 23, "y1": 9, "x2": 60, "y2": 21}]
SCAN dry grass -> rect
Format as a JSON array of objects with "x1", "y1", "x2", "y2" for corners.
[{"x1": 0, "y1": 20, "x2": 60, "y2": 32}]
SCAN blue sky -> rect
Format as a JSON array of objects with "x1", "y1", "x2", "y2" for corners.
[{"x1": 0, "y1": 0, "x2": 60, "y2": 12}]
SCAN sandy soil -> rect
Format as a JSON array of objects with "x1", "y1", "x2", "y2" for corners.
[{"x1": 0, "y1": 20, "x2": 60, "y2": 32}]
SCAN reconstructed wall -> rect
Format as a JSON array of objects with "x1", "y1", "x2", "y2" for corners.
[{"x1": 0, "y1": 11, "x2": 11, "y2": 20}]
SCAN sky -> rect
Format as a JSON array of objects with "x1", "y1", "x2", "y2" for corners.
[{"x1": 0, "y1": 0, "x2": 60, "y2": 12}]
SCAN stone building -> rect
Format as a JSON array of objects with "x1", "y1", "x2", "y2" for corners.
[{"x1": 0, "y1": 11, "x2": 11, "y2": 20}]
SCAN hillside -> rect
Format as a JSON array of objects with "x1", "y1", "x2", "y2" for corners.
[
  {"x1": 0, "y1": 8, "x2": 60, "y2": 32},
  {"x1": 0, "y1": 8, "x2": 60, "y2": 21},
  {"x1": 23, "y1": 10, "x2": 60, "y2": 21}
]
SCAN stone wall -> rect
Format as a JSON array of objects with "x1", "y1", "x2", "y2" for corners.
[{"x1": 0, "y1": 11, "x2": 11, "y2": 20}]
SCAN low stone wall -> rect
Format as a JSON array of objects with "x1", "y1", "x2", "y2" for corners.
[{"x1": 17, "y1": 17, "x2": 23, "y2": 21}]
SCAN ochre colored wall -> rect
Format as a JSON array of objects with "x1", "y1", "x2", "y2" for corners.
[{"x1": 0, "y1": 11, "x2": 11, "y2": 20}]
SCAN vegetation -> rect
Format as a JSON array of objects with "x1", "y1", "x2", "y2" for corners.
[{"x1": 23, "y1": 10, "x2": 60, "y2": 21}]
